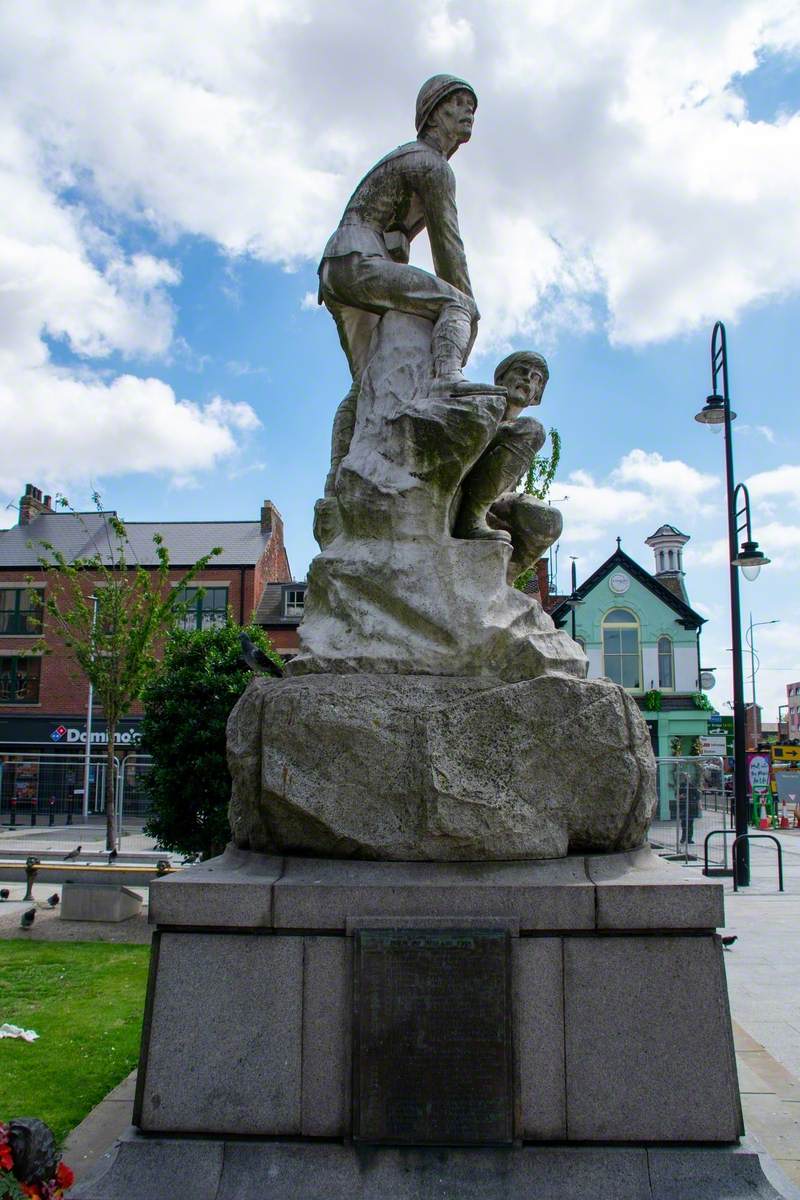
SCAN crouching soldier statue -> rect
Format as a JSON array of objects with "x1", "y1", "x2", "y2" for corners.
[{"x1": 453, "y1": 350, "x2": 562, "y2": 585}]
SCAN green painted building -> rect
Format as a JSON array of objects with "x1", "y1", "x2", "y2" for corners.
[{"x1": 550, "y1": 526, "x2": 711, "y2": 818}]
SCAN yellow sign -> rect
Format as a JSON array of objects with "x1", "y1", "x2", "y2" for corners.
[{"x1": 772, "y1": 745, "x2": 800, "y2": 762}]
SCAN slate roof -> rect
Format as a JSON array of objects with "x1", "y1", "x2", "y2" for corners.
[
  {"x1": 647, "y1": 523, "x2": 689, "y2": 539},
  {"x1": 255, "y1": 581, "x2": 307, "y2": 625},
  {"x1": 0, "y1": 511, "x2": 271, "y2": 568},
  {"x1": 549, "y1": 544, "x2": 706, "y2": 631}
]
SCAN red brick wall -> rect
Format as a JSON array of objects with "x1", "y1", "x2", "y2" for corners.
[
  {"x1": 267, "y1": 626, "x2": 301, "y2": 654},
  {"x1": 0, "y1": 565, "x2": 255, "y2": 718}
]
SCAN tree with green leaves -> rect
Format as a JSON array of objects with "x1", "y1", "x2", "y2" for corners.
[
  {"x1": 513, "y1": 428, "x2": 562, "y2": 590},
  {"x1": 32, "y1": 496, "x2": 221, "y2": 850},
  {"x1": 140, "y1": 622, "x2": 281, "y2": 861},
  {"x1": 524, "y1": 427, "x2": 562, "y2": 501}
]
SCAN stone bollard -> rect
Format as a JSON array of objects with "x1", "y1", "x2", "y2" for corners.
[{"x1": 23, "y1": 857, "x2": 40, "y2": 902}]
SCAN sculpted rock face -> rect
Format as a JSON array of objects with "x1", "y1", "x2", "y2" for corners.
[
  {"x1": 228, "y1": 674, "x2": 655, "y2": 861},
  {"x1": 291, "y1": 312, "x2": 583, "y2": 683}
]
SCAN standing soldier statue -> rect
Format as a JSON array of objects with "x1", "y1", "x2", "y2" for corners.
[{"x1": 319, "y1": 74, "x2": 502, "y2": 497}]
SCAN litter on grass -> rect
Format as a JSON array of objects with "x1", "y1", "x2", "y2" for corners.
[{"x1": 0, "y1": 1023, "x2": 39, "y2": 1042}]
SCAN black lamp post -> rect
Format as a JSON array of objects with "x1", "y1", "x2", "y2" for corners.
[{"x1": 694, "y1": 322, "x2": 770, "y2": 888}]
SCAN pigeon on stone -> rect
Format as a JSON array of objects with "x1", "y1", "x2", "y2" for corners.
[
  {"x1": 0, "y1": 888, "x2": 9, "y2": 901},
  {"x1": 107, "y1": 848, "x2": 118, "y2": 864},
  {"x1": 239, "y1": 633, "x2": 283, "y2": 678},
  {"x1": 62, "y1": 845, "x2": 82, "y2": 861},
  {"x1": 19, "y1": 908, "x2": 35, "y2": 929},
  {"x1": 721, "y1": 935, "x2": 737, "y2": 950},
  {"x1": 46, "y1": 894, "x2": 59, "y2": 908}
]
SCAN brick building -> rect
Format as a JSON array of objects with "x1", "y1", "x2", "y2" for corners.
[
  {"x1": 787, "y1": 682, "x2": 800, "y2": 739},
  {"x1": 0, "y1": 486, "x2": 293, "y2": 797}
]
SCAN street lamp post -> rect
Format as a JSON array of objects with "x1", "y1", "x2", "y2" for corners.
[
  {"x1": 80, "y1": 594, "x2": 99, "y2": 822},
  {"x1": 695, "y1": 322, "x2": 771, "y2": 888},
  {"x1": 746, "y1": 615, "x2": 779, "y2": 710}
]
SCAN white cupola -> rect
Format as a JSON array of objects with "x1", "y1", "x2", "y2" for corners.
[{"x1": 645, "y1": 524, "x2": 690, "y2": 602}]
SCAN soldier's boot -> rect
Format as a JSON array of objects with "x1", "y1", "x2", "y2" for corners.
[
  {"x1": 453, "y1": 441, "x2": 521, "y2": 541},
  {"x1": 430, "y1": 305, "x2": 506, "y2": 396}
]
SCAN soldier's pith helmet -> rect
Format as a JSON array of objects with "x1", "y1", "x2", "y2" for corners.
[
  {"x1": 415, "y1": 74, "x2": 478, "y2": 134},
  {"x1": 494, "y1": 351, "x2": 550, "y2": 387}
]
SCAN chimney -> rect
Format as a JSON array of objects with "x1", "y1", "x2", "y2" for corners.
[
  {"x1": 260, "y1": 499, "x2": 284, "y2": 541},
  {"x1": 18, "y1": 484, "x2": 52, "y2": 526}
]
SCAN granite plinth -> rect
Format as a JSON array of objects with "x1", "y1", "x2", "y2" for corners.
[
  {"x1": 71, "y1": 1135, "x2": 800, "y2": 1200},
  {"x1": 135, "y1": 849, "x2": 741, "y2": 1146},
  {"x1": 149, "y1": 845, "x2": 720, "y2": 932}
]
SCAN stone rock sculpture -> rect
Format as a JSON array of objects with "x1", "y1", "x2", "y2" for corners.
[
  {"x1": 229, "y1": 673, "x2": 656, "y2": 861},
  {"x1": 227, "y1": 75, "x2": 657, "y2": 860}
]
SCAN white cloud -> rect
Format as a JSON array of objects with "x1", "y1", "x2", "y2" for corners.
[
  {"x1": 0, "y1": 367, "x2": 260, "y2": 495},
  {"x1": 747, "y1": 463, "x2": 800, "y2": 508},
  {"x1": 0, "y1": 0, "x2": 799, "y2": 365},
  {"x1": 611, "y1": 450, "x2": 717, "y2": 509},
  {"x1": 1, "y1": 1, "x2": 800, "y2": 496},
  {"x1": 558, "y1": 448, "x2": 720, "y2": 544}
]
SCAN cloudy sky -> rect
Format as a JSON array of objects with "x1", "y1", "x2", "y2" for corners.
[{"x1": 1, "y1": 0, "x2": 799, "y2": 718}]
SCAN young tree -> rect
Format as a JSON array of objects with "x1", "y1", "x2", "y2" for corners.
[
  {"x1": 140, "y1": 622, "x2": 282, "y2": 861},
  {"x1": 32, "y1": 497, "x2": 221, "y2": 850},
  {"x1": 523, "y1": 427, "x2": 562, "y2": 502},
  {"x1": 513, "y1": 428, "x2": 562, "y2": 591}
]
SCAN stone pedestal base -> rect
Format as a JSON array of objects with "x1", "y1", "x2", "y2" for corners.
[
  {"x1": 70, "y1": 848, "x2": 798, "y2": 1199},
  {"x1": 72, "y1": 1133, "x2": 799, "y2": 1200}
]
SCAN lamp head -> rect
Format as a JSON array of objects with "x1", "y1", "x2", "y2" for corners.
[
  {"x1": 695, "y1": 393, "x2": 736, "y2": 428},
  {"x1": 733, "y1": 540, "x2": 771, "y2": 581}
]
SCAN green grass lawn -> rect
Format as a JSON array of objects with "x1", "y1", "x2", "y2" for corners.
[{"x1": 0, "y1": 940, "x2": 150, "y2": 1143}]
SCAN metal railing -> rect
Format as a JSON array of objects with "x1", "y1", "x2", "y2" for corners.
[
  {"x1": 649, "y1": 755, "x2": 732, "y2": 866},
  {"x1": 0, "y1": 750, "x2": 156, "y2": 854}
]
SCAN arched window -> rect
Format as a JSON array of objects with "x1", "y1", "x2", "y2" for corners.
[
  {"x1": 658, "y1": 636, "x2": 674, "y2": 689},
  {"x1": 602, "y1": 609, "x2": 641, "y2": 689}
]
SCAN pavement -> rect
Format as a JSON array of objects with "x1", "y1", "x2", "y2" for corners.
[{"x1": 4, "y1": 832, "x2": 800, "y2": 1188}]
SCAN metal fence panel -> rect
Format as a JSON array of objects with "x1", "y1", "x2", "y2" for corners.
[
  {"x1": 649, "y1": 755, "x2": 732, "y2": 867},
  {"x1": 0, "y1": 750, "x2": 158, "y2": 855}
]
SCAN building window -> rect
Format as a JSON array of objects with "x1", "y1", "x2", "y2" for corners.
[
  {"x1": 602, "y1": 608, "x2": 641, "y2": 690},
  {"x1": 176, "y1": 586, "x2": 229, "y2": 630},
  {"x1": 657, "y1": 636, "x2": 674, "y2": 689},
  {"x1": 0, "y1": 656, "x2": 41, "y2": 704},
  {"x1": 0, "y1": 588, "x2": 43, "y2": 636},
  {"x1": 284, "y1": 588, "x2": 305, "y2": 617}
]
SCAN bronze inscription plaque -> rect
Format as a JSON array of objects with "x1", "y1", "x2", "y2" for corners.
[{"x1": 353, "y1": 927, "x2": 513, "y2": 1145}]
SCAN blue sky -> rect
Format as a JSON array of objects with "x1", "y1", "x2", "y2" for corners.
[{"x1": 1, "y1": 1, "x2": 799, "y2": 719}]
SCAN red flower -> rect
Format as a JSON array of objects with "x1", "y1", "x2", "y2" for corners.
[
  {"x1": 55, "y1": 1162, "x2": 75, "y2": 1189},
  {"x1": 0, "y1": 1144, "x2": 14, "y2": 1170}
]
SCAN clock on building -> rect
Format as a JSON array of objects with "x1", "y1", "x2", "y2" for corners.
[{"x1": 609, "y1": 572, "x2": 630, "y2": 595}]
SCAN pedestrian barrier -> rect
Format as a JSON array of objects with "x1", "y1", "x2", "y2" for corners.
[
  {"x1": 702, "y1": 829, "x2": 735, "y2": 878},
  {"x1": 0, "y1": 750, "x2": 156, "y2": 853},
  {"x1": 649, "y1": 755, "x2": 731, "y2": 866},
  {"x1": 731, "y1": 833, "x2": 784, "y2": 893}
]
